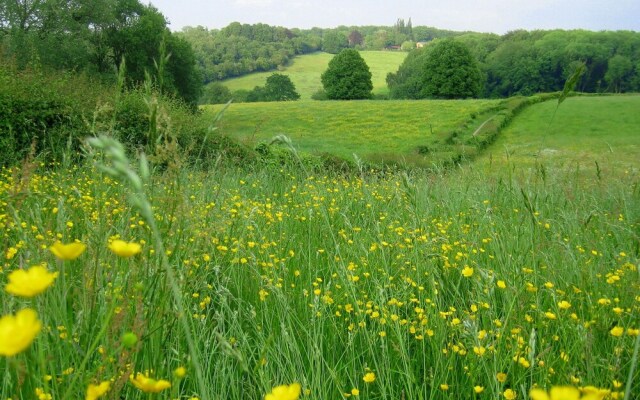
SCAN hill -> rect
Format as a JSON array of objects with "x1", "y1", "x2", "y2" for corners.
[
  {"x1": 219, "y1": 51, "x2": 408, "y2": 99},
  {"x1": 476, "y1": 95, "x2": 640, "y2": 173},
  {"x1": 206, "y1": 98, "x2": 501, "y2": 166},
  {"x1": 207, "y1": 95, "x2": 640, "y2": 169}
]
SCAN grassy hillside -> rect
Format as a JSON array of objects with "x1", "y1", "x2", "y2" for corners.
[
  {"x1": 220, "y1": 51, "x2": 407, "y2": 99},
  {"x1": 476, "y1": 95, "x2": 640, "y2": 173},
  {"x1": 207, "y1": 99, "x2": 501, "y2": 165}
]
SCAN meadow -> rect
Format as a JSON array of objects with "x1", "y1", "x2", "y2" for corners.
[
  {"x1": 206, "y1": 98, "x2": 502, "y2": 165},
  {"x1": 1, "y1": 95, "x2": 639, "y2": 400},
  {"x1": 219, "y1": 51, "x2": 408, "y2": 99},
  {"x1": 478, "y1": 95, "x2": 640, "y2": 173}
]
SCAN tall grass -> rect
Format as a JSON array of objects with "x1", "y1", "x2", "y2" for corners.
[{"x1": 1, "y1": 151, "x2": 638, "y2": 399}]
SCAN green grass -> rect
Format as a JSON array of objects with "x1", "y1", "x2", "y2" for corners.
[
  {"x1": 476, "y1": 95, "x2": 640, "y2": 173},
  {"x1": 219, "y1": 51, "x2": 407, "y2": 99},
  {"x1": 1, "y1": 154, "x2": 638, "y2": 399},
  {"x1": 2, "y1": 93, "x2": 640, "y2": 400},
  {"x1": 206, "y1": 99, "x2": 500, "y2": 163}
]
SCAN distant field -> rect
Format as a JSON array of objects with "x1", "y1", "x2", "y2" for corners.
[
  {"x1": 476, "y1": 95, "x2": 640, "y2": 173},
  {"x1": 206, "y1": 99, "x2": 500, "y2": 163},
  {"x1": 219, "y1": 51, "x2": 407, "y2": 99}
]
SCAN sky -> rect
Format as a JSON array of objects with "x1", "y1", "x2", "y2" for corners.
[{"x1": 148, "y1": 0, "x2": 640, "y2": 34}]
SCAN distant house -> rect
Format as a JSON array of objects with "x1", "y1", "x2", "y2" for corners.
[
  {"x1": 416, "y1": 41, "x2": 429, "y2": 48},
  {"x1": 385, "y1": 45, "x2": 402, "y2": 51}
]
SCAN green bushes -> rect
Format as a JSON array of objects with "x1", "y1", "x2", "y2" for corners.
[
  {"x1": 0, "y1": 62, "x2": 254, "y2": 168},
  {"x1": 0, "y1": 65, "x2": 99, "y2": 165}
]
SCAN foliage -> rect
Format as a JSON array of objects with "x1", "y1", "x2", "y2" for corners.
[
  {"x1": 0, "y1": 63, "x2": 102, "y2": 166},
  {"x1": 263, "y1": 73, "x2": 300, "y2": 101},
  {"x1": 0, "y1": 0, "x2": 202, "y2": 107},
  {"x1": 200, "y1": 82, "x2": 232, "y2": 105},
  {"x1": 321, "y1": 49, "x2": 373, "y2": 100},
  {"x1": 387, "y1": 29, "x2": 640, "y2": 98},
  {"x1": 0, "y1": 59, "x2": 250, "y2": 168},
  {"x1": 177, "y1": 23, "x2": 322, "y2": 83},
  {"x1": 421, "y1": 39, "x2": 483, "y2": 98},
  {"x1": 244, "y1": 73, "x2": 300, "y2": 102},
  {"x1": 386, "y1": 46, "x2": 433, "y2": 99},
  {"x1": 322, "y1": 30, "x2": 348, "y2": 54}
]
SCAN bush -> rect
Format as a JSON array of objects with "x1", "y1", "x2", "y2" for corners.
[
  {"x1": 311, "y1": 89, "x2": 328, "y2": 101},
  {"x1": 0, "y1": 64, "x2": 103, "y2": 166},
  {"x1": 200, "y1": 82, "x2": 232, "y2": 105}
]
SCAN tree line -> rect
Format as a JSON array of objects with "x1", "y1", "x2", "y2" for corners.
[
  {"x1": 178, "y1": 20, "x2": 461, "y2": 83},
  {"x1": 388, "y1": 29, "x2": 640, "y2": 99}
]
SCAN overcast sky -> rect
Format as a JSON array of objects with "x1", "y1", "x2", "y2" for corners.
[{"x1": 148, "y1": 0, "x2": 640, "y2": 34}]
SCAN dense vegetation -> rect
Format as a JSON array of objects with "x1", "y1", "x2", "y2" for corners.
[
  {"x1": 1, "y1": 126, "x2": 638, "y2": 399},
  {"x1": 0, "y1": 0, "x2": 202, "y2": 107},
  {"x1": 389, "y1": 30, "x2": 640, "y2": 99},
  {"x1": 178, "y1": 20, "x2": 461, "y2": 84}
]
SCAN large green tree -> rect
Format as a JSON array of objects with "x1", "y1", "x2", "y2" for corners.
[
  {"x1": 386, "y1": 46, "x2": 432, "y2": 99},
  {"x1": 421, "y1": 39, "x2": 482, "y2": 98},
  {"x1": 263, "y1": 73, "x2": 300, "y2": 101},
  {"x1": 321, "y1": 49, "x2": 372, "y2": 100}
]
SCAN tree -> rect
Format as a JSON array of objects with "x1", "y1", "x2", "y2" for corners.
[
  {"x1": 348, "y1": 30, "x2": 363, "y2": 47},
  {"x1": 263, "y1": 73, "x2": 300, "y2": 101},
  {"x1": 321, "y1": 48, "x2": 372, "y2": 100},
  {"x1": 200, "y1": 82, "x2": 231, "y2": 104},
  {"x1": 322, "y1": 30, "x2": 348, "y2": 54},
  {"x1": 605, "y1": 55, "x2": 633, "y2": 93},
  {"x1": 421, "y1": 39, "x2": 482, "y2": 98},
  {"x1": 386, "y1": 46, "x2": 432, "y2": 99}
]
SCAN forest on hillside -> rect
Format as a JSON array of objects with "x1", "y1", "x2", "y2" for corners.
[{"x1": 178, "y1": 21, "x2": 640, "y2": 99}]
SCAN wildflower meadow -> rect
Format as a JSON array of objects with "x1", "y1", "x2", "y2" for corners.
[{"x1": 1, "y1": 133, "x2": 638, "y2": 399}]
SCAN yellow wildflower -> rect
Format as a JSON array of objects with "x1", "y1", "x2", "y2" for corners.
[
  {"x1": 174, "y1": 366, "x2": 187, "y2": 378},
  {"x1": 108, "y1": 240, "x2": 142, "y2": 258},
  {"x1": 496, "y1": 372, "x2": 507, "y2": 383},
  {"x1": 351, "y1": 388, "x2": 360, "y2": 396},
  {"x1": 264, "y1": 383, "x2": 301, "y2": 400},
  {"x1": 474, "y1": 386, "x2": 485, "y2": 394},
  {"x1": 580, "y1": 386, "x2": 610, "y2": 399},
  {"x1": 86, "y1": 381, "x2": 110, "y2": 400},
  {"x1": 504, "y1": 388, "x2": 517, "y2": 399},
  {"x1": 5, "y1": 265, "x2": 58, "y2": 297},
  {"x1": 35, "y1": 388, "x2": 52, "y2": 400},
  {"x1": 462, "y1": 266, "x2": 474, "y2": 277},
  {"x1": 129, "y1": 373, "x2": 171, "y2": 393},
  {"x1": 49, "y1": 241, "x2": 86, "y2": 261},
  {"x1": 558, "y1": 301, "x2": 571, "y2": 310},
  {"x1": 610, "y1": 326, "x2": 624, "y2": 337},
  {"x1": 0, "y1": 309, "x2": 41, "y2": 356},
  {"x1": 363, "y1": 372, "x2": 376, "y2": 383},
  {"x1": 530, "y1": 386, "x2": 580, "y2": 400}
]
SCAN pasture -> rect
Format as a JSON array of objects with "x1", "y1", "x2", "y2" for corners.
[
  {"x1": 1, "y1": 95, "x2": 639, "y2": 400},
  {"x1": 207, "y1": 98, "x2": 501, "y2": 164},
  {"x1": 477, "y1": 95, "x2": 640, "y2": 173},
  {"x1": 219, "y1": 51, "x2": 408, "y2": 99}
]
